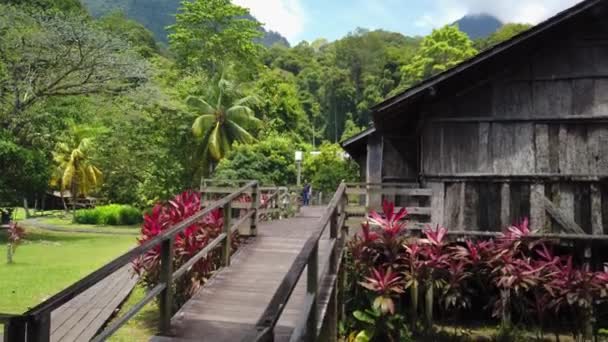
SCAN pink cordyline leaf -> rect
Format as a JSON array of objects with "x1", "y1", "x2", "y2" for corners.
[
  {"x1": 421, "y1": 225, "x2": 448, "y2": 247},
  {"x1": 368, "y1": 200, "x2": 408, "y2": 237},
  {"x1": 359, "y1": 267, "x2": 404, "y2": 296},
  {"x1": 358, "y1": 222, "x2": 379, "y2": 243}
]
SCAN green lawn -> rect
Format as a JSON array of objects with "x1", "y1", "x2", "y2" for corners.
[
  {"x1": 0, "y1": 227, "x2": 136, "y2": 314},
  {"x1": 108, "y1": 285, "x2": 159, "y2": 341}
]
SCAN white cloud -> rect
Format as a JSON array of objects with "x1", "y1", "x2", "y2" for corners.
[
  {"x1": 418, "y1": 0, "x2": 584, "y2": 29},
  {"x1": 233, "y1": 0, "x2": 306, "y2": 43}
]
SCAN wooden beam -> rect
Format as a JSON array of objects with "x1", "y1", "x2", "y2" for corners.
[
  {"x1": 430, "y1": 114, "x2": 608, "y2": 124},
  {"x1": 542, "y1": 196, "x2": 586, "y2": 234}
]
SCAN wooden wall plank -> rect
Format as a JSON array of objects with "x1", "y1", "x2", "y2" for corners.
[
  {"x1": 572, "y1": 79, "x2": 595, "y2": 116},
  {"x1": 463, "y1": 183, "x2": 479, "y2": 230},
  {"x1": 493, "y1": 81, "x2": 533, "y2": 118},
  {"x1": 573, "y1": 183, "x2": 591, "y2": 234},
  {"x1": 530, "y1": 183, "x2": 547, "y2": 232},
  {"x1": 444, "y1": 183, "x2": 461, "y2": 230},
  {"x1": 558, "y1": 125, "x2": 569, "y2": 173},
  {"x1": 559, "y1": 183, "x2": 576, "y2": 225},
  {"x1": 548, "y1": 125, "x2": 560, "y2": 173},
  {"x1": 535, "y1": 124, "x2": 550, "y2": 173},
  {"x1": 500, "y1": 183, "x2": 510, "y2": 229},
  {"x1": 593, "y1": 79, "x2": 608, "y2": 115},
  {"x1": 430, "y1": 182, "x2": 445, "y2": 228},
  {"x1": 533, "y1": 81, "x2": 573, "y2": 117},
  {"x1": 589, "y1": 184, "x2": 604, "y2": 235},
  {"x1": 478, "y1": 123, "x2": 491, "y2": 173}
]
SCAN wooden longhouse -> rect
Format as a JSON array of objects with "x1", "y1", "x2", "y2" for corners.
[{"x1": 342, "y1": 0, "x2": 608, "y2": 235}]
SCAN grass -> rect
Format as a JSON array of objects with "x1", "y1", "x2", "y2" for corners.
[
  {"x1": 0, "y1": 227, "x2": 136, "y2": 314},
  {"x1": 107, "y1": 285, "x2": 159, "y2": 341}
]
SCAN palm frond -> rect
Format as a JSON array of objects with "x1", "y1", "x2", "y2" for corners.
[
  {"x1": 226, "y1": 106, "x2": 261, "y2": 130},
  {"x1": 192, "y1": 114, "x2": 216, "y2": 138},
  {"x1": 226, "y1": 121, "x2": 255, "y2": 145},
  {"x1": 233, "y1": 95, "x2": 259, "y2": 107},
  {"x1": 208, "y1": 123, "x2": 222, "y2": 161},
  {"x1": 186, "y1": 96, "x2": 215, "y2": 115}
]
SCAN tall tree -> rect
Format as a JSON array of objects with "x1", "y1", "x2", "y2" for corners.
[
  {"x1": 0, "y1": 5, "x2": 148, "y2": 120},
  {"x1": 395, "y1": 25, "x2": 477, "y2": 93},
  {"x1": 168, "y1": 0, "x2": 263, "y2": 73},
  {"x1": 51, "y1": 126, "x2": 103, "y2": 212},
  {"x1": 189, "y1": 76, "x2": 261, "y2": 176}
]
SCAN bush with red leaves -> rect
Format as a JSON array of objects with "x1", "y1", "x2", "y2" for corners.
[
  {"x1": 133, "y1": 190, "x2": 240, "y2": 307},
  {"x1": 344, "y1": 200, "x2": 608, "y2": 340}
]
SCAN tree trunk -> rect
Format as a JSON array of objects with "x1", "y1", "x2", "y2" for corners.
[
  {"x1": 22, "y1": 198, "x2": 30, "y2": 219},
  {"x1": 71, "y1": 181, "x2": 77, "y2": 218}
]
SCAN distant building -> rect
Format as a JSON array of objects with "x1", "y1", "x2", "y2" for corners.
[{"x1": 342, "y1": 0, "x2": 608, "y2": 233}]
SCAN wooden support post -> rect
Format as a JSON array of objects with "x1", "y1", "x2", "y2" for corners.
[
  {"x1": 591, "y1": 184, "x2": 603, "y2": 235},
  {"x1": 250, "y1": 183, "x2": 259, "y2": 236},
  {"x1": 222, "y1": 202, "x2": 232, "y2": 267},
  {"x1": 5, "y1": 316, "x2": 26, "y2": 342},
  {"x1": 26, "y1": 312, "x2": 51, "y2": 342},
  {"x1": 530, "y1": 183, "x2": 546, "y2": 232},
  {"x1": 327, "y1": 281, "x2": 338, "y2": 342},
  {"x1": 500, "y1": 183, "x2": 511, "y2": 229},
  {"x1": 159, "y1": 237, "x2": 174, "y2": 336},
  {"x1": 430, "y1": 182, "x2": 445, "y2": 227},
  {"x1": 306, "y1": 244, "x2": 319, "y2": 341}
]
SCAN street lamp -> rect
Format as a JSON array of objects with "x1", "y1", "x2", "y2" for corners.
[{"x1": 295, "y1": 151, "x2": 303, "y2": 186}]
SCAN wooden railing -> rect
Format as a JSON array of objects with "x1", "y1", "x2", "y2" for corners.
[
  {"x1": 254, "y1": 182, "x2": 348, "y2": 342},
  {"x1": 201, "y1": 180, "x2": 298, "y2": 223},
  {"x1": 1, "y1": 181, "x2": 261, "y2": 342},
  {"x1": 345, "y1": 182, "x2": 435, "y2": 229}
]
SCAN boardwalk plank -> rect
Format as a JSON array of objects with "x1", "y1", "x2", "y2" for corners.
[{"x1": 162, "y1": 206, "x2": 335, "y2": 342}]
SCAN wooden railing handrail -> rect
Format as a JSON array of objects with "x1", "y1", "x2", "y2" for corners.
[
  {"x1": 4, "y1": 181, "x2": 261, "y2": 342},
  {"x1": 255, "y1": 181, "x2": 347, "y2": 341}
]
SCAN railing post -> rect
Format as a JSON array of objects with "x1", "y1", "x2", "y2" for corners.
[
  {"x1": 306, "y1": 243, "x2": 319, "y2": 341},
  {"x1": 250, "y1": 182, "x2": 259, "y2": 236},
  {"x1": 5, "y1": 316, "x2": 26, "y2": 342},
  {"x1": 26, "y1": 312, "x2": 50, "y2": 342},
  {"x1": 159, "y1": 237, "x2": 174, "y2": 336},
  {"x1": 329, "y1": 208, "x2": 338, "y2": 274},
  {"x1": 222, "y1": 201, "x2": 232, "y2": 267}
]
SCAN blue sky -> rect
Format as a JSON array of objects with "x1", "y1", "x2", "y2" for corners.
[{"x1": 233, "y1": 0, "x2": 583, "y2": 44}]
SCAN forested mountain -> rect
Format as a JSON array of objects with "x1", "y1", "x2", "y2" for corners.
[
  {"x1": 81, "y1": 0, "x2": 289, "y2": 46},
  {"x1": 454, "y1": 14, "x2": 503, "y2": 39}
]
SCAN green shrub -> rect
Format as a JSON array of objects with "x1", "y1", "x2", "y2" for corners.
[{"x1": 74, "y1": 204, "x2": 142, "y2": 226}]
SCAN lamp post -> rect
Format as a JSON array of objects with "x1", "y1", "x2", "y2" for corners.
[{"x1": 295, "y1": 151, "x2": 303, "y2": 186}]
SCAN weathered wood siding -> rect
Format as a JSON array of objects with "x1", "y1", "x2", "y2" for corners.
[{"x1": 416, "y1": 12, "x2": 608, "y2": 232}]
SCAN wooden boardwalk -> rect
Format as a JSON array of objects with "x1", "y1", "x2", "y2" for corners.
[
  {"x1": 50, "y1": 264, "x2": 138, "y2": 342},
  {"x1": 154, "y1": 206, "x2": 332, "y2": 342}
]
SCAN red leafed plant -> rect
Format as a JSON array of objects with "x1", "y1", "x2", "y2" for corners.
[
  {"x1": 7, "y1": 221, "x2": 26, "y2": 264},
  {"x1": 360, "y1": 267, "x2": 404, "y2": 314},
  {"x1": 133, "y1": 190, "x2": 238, "y2": 306}
]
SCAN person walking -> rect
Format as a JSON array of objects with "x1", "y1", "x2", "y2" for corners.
[{"x1": 302, "y1": 183, "x2": 311, "y2": 206}]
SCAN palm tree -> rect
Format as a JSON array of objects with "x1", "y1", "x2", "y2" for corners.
[
  {"x1": 51, "y1": 132, "x2": 102, "y2": 214},
  {"x1": 188, "y1": 77, "x2": 261, "y2": 176}
]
